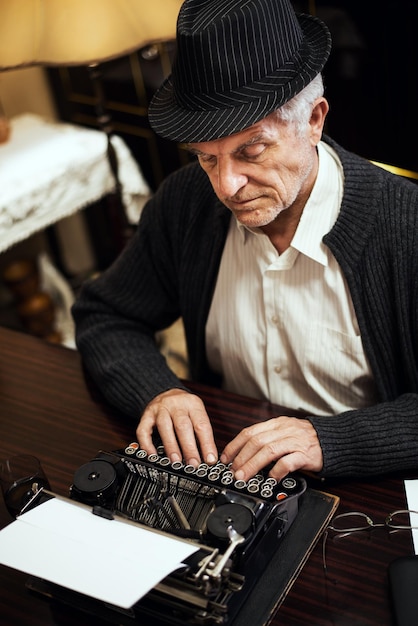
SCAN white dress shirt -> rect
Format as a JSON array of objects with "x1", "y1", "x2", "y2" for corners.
[{"x1": 205, "y1": 141, "x2": 378, "y2": 415}]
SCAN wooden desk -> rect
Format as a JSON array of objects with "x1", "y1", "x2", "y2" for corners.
[{"x1": 0, "y1": 326, "x2": 413, "y2": 625}]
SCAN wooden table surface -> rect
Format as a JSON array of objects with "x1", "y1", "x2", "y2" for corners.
[{"x1": 0, "y1": 326, "x2": 414, "y2": 625}]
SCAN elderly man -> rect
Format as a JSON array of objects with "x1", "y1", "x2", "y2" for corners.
[{"x1": 72, "y1": 0, "x2": 418, "y2": 481}]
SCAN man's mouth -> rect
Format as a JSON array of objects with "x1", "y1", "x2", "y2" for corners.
[{"x1": 228, "y1": 196, "x2": 259, "y2": 208}]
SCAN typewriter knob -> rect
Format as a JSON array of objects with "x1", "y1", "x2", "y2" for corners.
[
  {"x1": 207, "y1": 503, "x2": 253, "y2": 540},
  {"x1": 71, "y1": 460, "x2": 118, "y2": 507}
]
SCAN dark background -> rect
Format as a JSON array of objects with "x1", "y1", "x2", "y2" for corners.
[{"x1": 314, "y1": 0, "x2": 418, "y2": 173}]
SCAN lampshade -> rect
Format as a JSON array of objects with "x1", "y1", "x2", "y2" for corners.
[{"x1": 0, "y1": 0, "x2": 182, "y2": 71}]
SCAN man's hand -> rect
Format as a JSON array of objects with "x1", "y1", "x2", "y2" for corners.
[
  {"x1": 136, "y1": 388, "x2": 218, "y2": 467},
  {"x1": 220, "y1": 416, "x2": 323, "y2": 481}
]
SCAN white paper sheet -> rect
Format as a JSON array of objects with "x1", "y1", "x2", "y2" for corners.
[
  {"x1": 0, "y1": 497, "x2": 198, "y2": 609},
  {"x1": 403, "y1": 480, "x2": 418, "y2": 554}
]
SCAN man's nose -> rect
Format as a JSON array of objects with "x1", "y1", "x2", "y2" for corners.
[{"x1": 215, "y1": 157, "x2": 248, "y2": 197}]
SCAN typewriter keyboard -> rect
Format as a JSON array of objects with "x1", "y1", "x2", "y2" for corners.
[{"x1": 123, "y1": 442, "x2": 305, "y2": 504}]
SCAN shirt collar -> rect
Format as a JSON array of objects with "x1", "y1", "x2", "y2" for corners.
[{"x1": 290, "y1": 141, "x2": 343, "y2": 266}]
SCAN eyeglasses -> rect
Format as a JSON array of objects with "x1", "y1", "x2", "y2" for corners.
[{"x1": 322, "y1": 509, "x2": 418, "y2": 572}]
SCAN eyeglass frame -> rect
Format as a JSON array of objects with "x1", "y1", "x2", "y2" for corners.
[{"x1": 322, "y1": 509, "x2": 418, "y2": 572}]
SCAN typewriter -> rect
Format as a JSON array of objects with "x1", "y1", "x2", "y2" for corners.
[{"x1": 64, "y1": 442, "x2": 307, "y2": 625}]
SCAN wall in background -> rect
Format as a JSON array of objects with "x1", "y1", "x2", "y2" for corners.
[{"x1": 0, "y1": 67, "x2": 57, "y2": 120}]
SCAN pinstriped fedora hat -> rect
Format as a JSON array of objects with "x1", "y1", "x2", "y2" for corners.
[{"x1": 148, "y1": 0, "x2": 331, "y2": 143}]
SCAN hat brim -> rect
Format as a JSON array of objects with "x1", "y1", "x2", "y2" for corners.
[{"x1": 149, "y1": 14, "x2": 331, "y2": 143}]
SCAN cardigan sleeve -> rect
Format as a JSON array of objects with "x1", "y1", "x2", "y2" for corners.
[
  {"x1": 308, "y1": 393, "x2": 418, "y2": 477},
  {"x1": 72, "y1": 162, "x2": 228, "y2": 421},
  {"x1": 72, "y1": 174, "x2": 191, "y2": 420}
]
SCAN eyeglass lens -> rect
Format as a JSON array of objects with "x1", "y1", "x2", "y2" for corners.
[{"x1": 329, "y1": 510, "x2": 418, "y2": 533}]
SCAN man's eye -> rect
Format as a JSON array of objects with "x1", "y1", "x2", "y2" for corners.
[
  {"x1": 242, "y1": 144, "x2": 266, "y2": 159},
  {"x1": 198, "y1": 154, "x2": 216, "y2": 166}
]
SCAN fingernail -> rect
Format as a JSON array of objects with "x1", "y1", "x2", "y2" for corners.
[
  {"x1": 171, "y1": 452, "x2": 181, "y2": 462},
  {"x1": 220, "y1": 453, "x2": 227, "y2": 464},
  {"x1": 188, "y1": 457, "x2": 200, "y2": 467},
  {"x1": 206, "y1": 453, "x2": 217, "y2": 464},
  {"x1": 234, "y1": 469, "x2": 244, "y2": 480}
]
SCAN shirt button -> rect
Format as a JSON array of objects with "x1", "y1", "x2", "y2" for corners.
[
  {"x1": 271, "y1": 315, "x2": 279, "y2": 324},
  {"x1": 274, "y1": 365, "x2": 281, "y2": 374}
]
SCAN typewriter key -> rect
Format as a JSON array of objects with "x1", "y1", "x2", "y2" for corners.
[
  {"x1": 282, "y1": 477, "x2": 297, "y2": 490},
  {"x1": 171, "y1": 461, "x2": 184, "y2": 471},
  {"x1": 276, "y1": 492, "x2": 288, "y2": 501},
  {"x1": 264, "y1": 477, "x2": 277, "y2": 487},
  {"x1": 260, "y1": 486, "x2": 273, "y2": 499},
  {"x1": 234, "y1": 479, "x2": 247, "y2": 490},
  {"x1": 248, "y1": 477, "x2": 262, "y2": 485},
  {"x1": 207, "y1": 503, "x2": 253, "y2": 539},
  {"x1": 208, "y1": 472, "x2": 220, "y2": 481}
]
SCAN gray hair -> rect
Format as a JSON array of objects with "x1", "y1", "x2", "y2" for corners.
[{"x1": 275, "y1": 74, "x2": 324, "y2": 133}]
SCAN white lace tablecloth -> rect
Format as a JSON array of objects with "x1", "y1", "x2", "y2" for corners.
[{"x1": 0, "y1": 114, "x2": 151, "y2": 253}]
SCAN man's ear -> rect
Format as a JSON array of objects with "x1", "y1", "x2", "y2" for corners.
[{"x1": 309, "y1": 98, "x2": 329, "y2": 146}]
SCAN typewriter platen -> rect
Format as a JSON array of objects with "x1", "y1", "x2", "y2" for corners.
[{"x1": 69, "y1": 443, "x2": 307, "y2": 625}]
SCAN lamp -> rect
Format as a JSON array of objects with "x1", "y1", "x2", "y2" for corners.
[
  {"x1": 0, "y1": 0, "x2": 182, "y2": 249},
  {"x1": 0, "y1": 0, "x2": 182, "y2": 69}
]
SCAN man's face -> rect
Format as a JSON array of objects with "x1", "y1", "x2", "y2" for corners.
[{"x1": 187, "y1": 105, "x2": 323, "y2": 229}]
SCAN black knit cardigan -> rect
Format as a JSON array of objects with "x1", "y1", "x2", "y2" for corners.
[{"x1": 72, "y1": 136, "x2": 418, "y2": 478}]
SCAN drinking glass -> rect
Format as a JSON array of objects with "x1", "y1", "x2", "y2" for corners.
[{"x1": 0, "y1": 454, "x2": 50, "y2": 518}]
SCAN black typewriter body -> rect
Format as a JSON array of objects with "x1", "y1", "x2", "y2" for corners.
[{"x1": 67, "y1": 443, "x2": 307, "y2": 625}]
